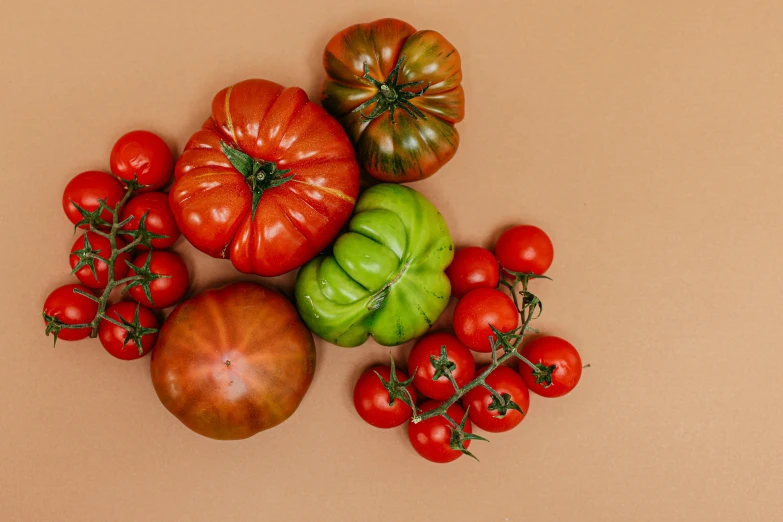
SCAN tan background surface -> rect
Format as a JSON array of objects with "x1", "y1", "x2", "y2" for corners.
[{"x1": 1, "y1": 1, "x2": 781, "y2": 520}]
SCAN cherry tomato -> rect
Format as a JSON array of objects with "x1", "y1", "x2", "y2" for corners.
[
  {"x1": 120, "y1": 192, "x2": 180, "y2": 249},
  {"x1": 127, "y1": 251, "x2": 189, "y2": 309},
  {"x1": 519, "y1": 336, "x2": 582, "y2": 398},
  {"x1": 99, "y1": 301, "x2": 159, "y2": 360},
  {"x1": 495, "y1": 225, "x2": 554, "y2": 275},
  {"x1": 408, "y1": 401, "x2": 472, "y2": 463},
  {"x1": 110, "y1": 130, "x2": 173, "y2": 191},
  {"x1": 445, "y1": 247, "x2": 500, "y2": 298},
  {"x1": 462, "y1": 366, "x2": 529, "y2": 433},
  {"x1": 408, "y1": 332, "x2": 476, "y2": 400},
  {"x1": 453, "y1": 288, "x2": 519, "y2": 353},
  {"x1": 42, "y1": 284, "x2": 99, "y2": 342},
  {"x1": 62, "y1": 171, "x2": 125, "y2": 227},
  {"x1": 353, "y1": 365, "x2": 417, "y2": 429},
  {"x1": 68, "y1": 231, "x2": 130, "y2": 289}
]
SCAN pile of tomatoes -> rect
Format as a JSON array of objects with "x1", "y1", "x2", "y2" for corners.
[
  {"x1": 42, "y1": 130, "x2": 190, "y2": 360},
  {"x1": 353, "y1": 225, "x2": 583, "y2": 463}
]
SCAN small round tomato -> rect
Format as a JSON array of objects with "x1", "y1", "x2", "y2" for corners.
[
  {"x1": 445, "y1": 247, "x2": 499, "y2": 298},
  {"x1": 495, "y1": 225, "x2": 554, "y2": 275},
  {"x1": 408, "y1": 332, "x2": 476, "y2": 400},
  {"x1": 453, "y1": 288, "x2": 519, "y2": 352},
  {"x1": 408, "y1": 401, "x2": 471, "y2": 463},
  {"x1": 353, "y1": 365, "x2": 417, "y2": 429},
  {"x1": 62, "y1": 171, "x2": 126, "y2": 227},
  {"x1": 519, "y1": 336, "x2": 582, "y2": 398},
  {"x1": 110, "y1": 130, "x2": 173, "y2": 191},
  {"x1": 120, "y1": 192, "x2": 180, "y2": 249},
  {"x1": 127, "y1": 251, "x2": 189, "y2": 309},
  {"x1": 99, "y1": 301, "x2": 159, "y2": 360},
  {"x1": 463, "y1": 366, "x2": 529, "y2": 433},
  {"x1": 42, "y1": 284, "x2": 99, "y2": 342},
  {"x1": 69, "y1": 232, "x2": 130, "y2": 289}
]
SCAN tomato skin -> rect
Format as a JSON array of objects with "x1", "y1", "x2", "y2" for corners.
[
  {"x1": 42, "y1": 284, "x2": 98, "y2": 341},
  {"x1": 453, "y1": 288, "x2": 519, "y2": 353},
  {"x1": 120, "y1": 192, "x2": 180, "y2": 249},
  {"x1": 353, "y1": 366, "x2": 417, "y2": 428},
  {"x1": 462, "y1": 366, "x2": 529, "y2": 433},
  {"x1": 110, "y1": 130, "x2": 173, "y2": 191},
  {"x1": 408, "y1": 401, "x2": 471, "y2": 463},
  {"x1": 445, "y1": 247, "x2": 500, "y2": 298},
  {"x1": 99, "y1": 302, "x2": 159, "y2": 360},
  {"x1": 495, "y1": 225, "x2": 554, "y2": 275},
  {"x1": 408, "y1": 332, "x2": 475, "y2": 400},
  {"x1": 69, "y1": 232, "x2": 130, "y2": 289},
  {"x1": 62, "y1": 171, "x2": 125, "y2": 227},
  {"x1": 128, "y1": 251, "x2": 189, "y2": 309},
  {"x1": 519, "y1": 336, "x2": 582, "y2": 398}
]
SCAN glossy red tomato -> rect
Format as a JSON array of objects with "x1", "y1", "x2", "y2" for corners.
[
  {"x1": 62, "y1": 171, "x2": 125, "y2": 227},
  {"x1": 127, "y1": 251, "x2": 189, "y2": 309},
  {"x1": 69, "y1": 231, "x2": 130, "y2": 289},
  {"x1": 120, "y1": 192, "x2": 180, "y2": 249},
  {"x1": 495, "y1": 225, "x2": 554, "y2": 275},
  {"x1": 408, "y1": 401, "x2": 471, "y2": 463},
  {"x1": 445, "y1": 246, "x2": 500, "y2": 298},
  {"x1": 462, "y1": 366, "x2": 529, "y2": 433},
  {"x1": 354, "y1": 365, "x2": 417, "y2": 428},
  {"x1": 170, "y1": 79, "x2": 360, "y2": 276},
  {"x1": 42, "y1": 284, "x2": 99, "y2": 342},
  {"x1": 99, "y1": 301, "x2": 159, "y2": 360},
  {"x1": 408, "y1": 332, "x2": 475, "y2": 400},
  {"x1": 519, "y1": 336, "x2": 582, "y2": 398},
  {"x1": 110, "y1": 130, "x2": 173, "y2": 191},
  {"x1": 453, "y1": 288, "x2": 519, "y2": 352}
]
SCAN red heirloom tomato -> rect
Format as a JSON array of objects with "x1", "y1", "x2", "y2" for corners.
[
  {"x1": 127, "y1": 251, "x2": 189, "y2": 309},
  {"x1": 170, "y1": 79, "x2": 360, "y2": 277},
  {"x1": 453, "y1": 288, "x2": 519, "y2": 352},
  {"x1": 495, "y1": 225, "x2": 554, "y2": 275},
  {"x1": 445, "y1": 247, "x2": 500, "y2": 298},
  {"x1": 322, "y1": 18, "x2": 464, "y2": 182},
  {"x1": 99, "y1": 301, "x2": 159, "y2": 360},
  {"x1": 408, "y1": 401, "x2": 472, "y2": 463},
  {"x1": 353, "y1": 365, "x2": 417, "y2": 428},
  {"x1": 150, "y1": 282, "x2": 316, "y2": 440},
  {"x1": 462, "y1": 366, "x2": 529, "y2": 433},
  {"x1": 408, "y1": 332, "x2": 475, "y2": 400},
  {"x1": 62, "y1": 171, "x2": 125, "y2": 227},
  {"x1": 69, "y1": 231, "x2": 130, "y2": 289},
  {"x1": 110, "y1": 130, "x2": 173, "y2": 191},
  {"x1": 120, "y1": 192, "x2": 180, "y2": 249},
  {"x1": 519, "y1": 336, "x2": 582, "y2": 398},
  {"x1": 42, "y1": 284, "x2": 99, "y2": 342}
]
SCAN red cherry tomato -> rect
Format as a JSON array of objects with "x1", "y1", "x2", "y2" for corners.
[
  {"x1": 120, "y1": 192, "x2": 180, "y2": 249},
  {"x1": 353, "y1": 365, "x2": 417, "y2": 429},
  {"x1": 99, "y1": 302, "x2": 159, "y2": 360},
  {"x1": 445, "y1": 247, "x2": 500, "y2": 298},
  {"x1": 408, "y1": 401, "x2": 472, "y2": 463},
  {"x1": 462, "y1": 366, "x2": 529, "y2": 433},
  {"x1": 408, "y1": 332, "x2": 476, "y2": 400},
  {"x1": 495, "y1": 225, "x2": 554, "y2": 275},
  {"x1": 62, "y1": 171, "x2": 125, "y2": 227},
  {"x1": 453, "y1": 288, "x2": 519, "y2": 352},
  {"x1": 110, "y1": 130, "x2": 173, "y2": 191},
  {"x1": 69, "y1": 231, "x2": 130, "y2": 289},
  {"x1": 519, "y1": 336, "x2": 582, "y2": 398},
  {"x1": 42, "y1": 284, "x2": 99, "y2": 342},
  {"x1": 127, "y1": 251, "x2": 189, "y2": 309}
]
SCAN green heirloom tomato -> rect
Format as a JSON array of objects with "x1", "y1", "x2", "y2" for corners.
[{"x1": 295, "y1": 184, "x2": 453, "y2": 347}]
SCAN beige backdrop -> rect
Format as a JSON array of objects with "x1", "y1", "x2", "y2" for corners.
[{"x1": 1, "y1": 1, "x2": 781, "y2": 521}]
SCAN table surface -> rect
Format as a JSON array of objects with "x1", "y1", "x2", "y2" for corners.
[{"x1": 2, "y1": 1, "x2": 781, "y2": 521}]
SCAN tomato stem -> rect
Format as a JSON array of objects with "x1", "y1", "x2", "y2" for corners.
[{"x1": 352, "y1": 55, "x2": 431, "y2": 125}]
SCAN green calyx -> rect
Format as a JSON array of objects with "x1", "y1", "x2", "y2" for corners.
[
  {"x1": 448, "y1": 407, "x2": 489, "y2": 461},
  {"x1": 353, "y1": 54, "x2": 430, "y2": 124},
  {"x1": 104, "y1": 303, "x2": 157, "y2": 356},
  {"x1": 374, "y1": 355, "x2": 417, "y2": 410},
  {"x1": 122, "y1": 252, "x2": 170, "y2": 307},
  {"x1": 70, "y1": 231, "x2": 107, "y2": 283}
]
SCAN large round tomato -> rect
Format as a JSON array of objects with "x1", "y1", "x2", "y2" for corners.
[
  {"x1": 69, "y1": 231, "x2": 130, "y2": 289},
  {"x1": 462, "y1": 366, "x2": 529, "y2": 433},
  {"x1": 120, "y1": 192, "x2": 180, "y2": 249},
  {"x1": 453, "y1": 288, "x2": 519, "y2": 352},
  {"x1": 42, "y1": 284, "x2": 98, "y2": 342},
  {"x1": 407, "y1": 332, "x2": 475, "y2": 400},
  {"x1": 519, "y1": 336, "x2": 582, "y2": 398},
  {"x1": 110, "y1": 130, "x2": 173, "y2": 191},
  {"x1": 353, "y1": 365, "x2": 417, "y2": 429},
  {"x1": 62, "y1": 171, "x2": 125, "y2": 227},
  {"x1": 150, "y1": 282, "x2": 316, "y2": 440},
  {"x1": 322, "y1": 18, "x2": 465, "y2": 182},
  {"x1": 170, "y1": 79, "x2": 360, "y2": 277}
]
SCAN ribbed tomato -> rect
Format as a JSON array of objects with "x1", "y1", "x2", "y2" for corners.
[{"x1": 170, "y1": 79, "x2": 360, "y2": 276}]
